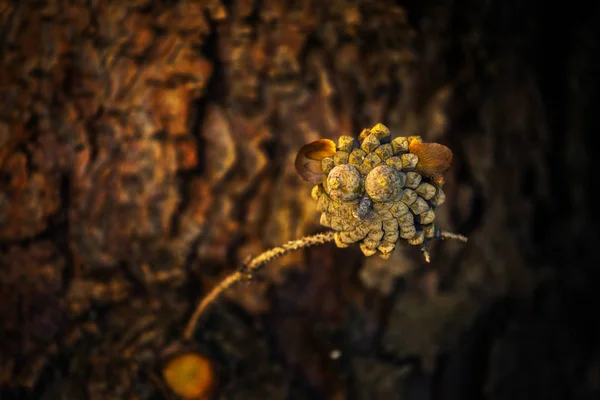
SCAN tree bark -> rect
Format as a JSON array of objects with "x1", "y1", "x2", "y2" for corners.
[{"x1": 1, "y1": 0, "x2": 598, "y2": 399}]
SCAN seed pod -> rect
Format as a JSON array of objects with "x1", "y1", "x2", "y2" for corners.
[
  {"x1": 369, "y1": 218, "x2": 383, "y2": 232},
  {"x1": 322, "y1": 157, "x2": 335, "y2": 174},
  {"x1": 374, "y1": 143, "x2": 393, "y2": 161},
  {"x1": 407, "y1": 230, "x2": 425, "y2": 245},
  {"x1": 359, "y1": 123, "x2": 390, "y2": 143},
  {"x1": 320, "y1": 212, "x2": 332, "y2": 227},
  {"x1": 397, "y1": 212, "x2": 414, "y2": 226},
  {"x1": 430, "y1": 188, "x2": 446, "y2": 207},
  {"x1": 362, "y1": 152, "x2": 382, "y2": 170},
  {"x1": 401, "y1": 153, "x2": 419, "y2": 170},
  {"x1": 333, "y1": 150, "x2": 350, "y2": 165},
  {"x1": 311, "y1": 185, "x2": 324, "y2": 200},
  {"x1": 339, "y1": 231, "x2": 354, "y2": 244},
  {"x1": 344, "y1": 227, "x2": 368, "y2": 243},
  {"x1": 383, "y1": 218, "x2": 398, "y2": 232},
  {"x1": 330, "y1": 216, "x2": 344, "y2": 231},
  {"x1": 401, "y1": 189, "x2": 418, "y2": 205},
  {"x1": 338, "y1": 202, "x2": 359, "y2": 228},
  {"x1": 360, "y1": 241, "x2": 378, "y2": 257},
  {"x1": 355, "y1": 223, "x2": 371, "y2": 238},
  {"x1": 378, "y1": 241, "x2": 396, "y2": 254},
  {"x1": 317, "y1": 194, "x2": 330, "y2": 212},
  {"x1": 390, "y1": 201, "x2": 409, "y2": 217},
  {"x1": 357, "y1": 128, "x2": 371, "y2": 141},
  {"x1": 334, "y1": 232, "x2": 351, "y2": 248},
  {"x1": 385, "y1": 156, "x2": 403, "y2": 171},
  {"x1": 378, "y1": 209, "x2": 394, "y2": 220},
  {"x1": 405, "y1": 171, "x2": 422, "y2": 189},
  {"x1": 400, "y1": 224, "x2": 416, "y2": 239},
  {"x1": 419, "y1": 209, "x2": 436, "y2": 224},
  {"x1": 368, "y1": 229, "x2": 384, "y2": 242},
  {"x1": 369, "y1": 123, "x2": 392, "y2": 143},
  {"x1": 373, "y1": 201, "x2": 393, "y2": 211},
  {"x1": 326, "y1": 164, "x2": 362, "y2": 201},
  {"x1": 391, "y1": 136, "x2": 409, "y2": 153},
  {"x1": 365, "y1": 165, "x2": 403, "y2": 202},
  {"x1": 416, "y1": 182, "x2": 437, "y2": 200},
  {"x1": 295, "y1": 123, "x2": 464, "y2": 260},
  {"x1": 383, "y1": 230, "x2": 399, "y2": 243},
  {"x1": 337, "y1": 136, "x2": 356, "y2": 152},
  {"x1": 349, "y1": 148, "x2": 366, "y2": 166},
  {"x1": 361, "y1": 134, "x2": 380, "y2": 153},
  {"x1": 409, "y1": 197, "x2": 429, "y2": 215},
  {"x1": 363, "y1": 236, "x2": 381, "y2": 250},
  {"x1": 383, "y1": 219, "x2": 399, "y2": 242},
  {"x1": 423, "y1": 223, "x2": 437, "y2": 238}
]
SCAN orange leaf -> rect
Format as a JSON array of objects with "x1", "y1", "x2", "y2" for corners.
[
  {"x1": 410, "y1": 142, "x2": 453, "y2": 181},
  {"x1": 294, "y1": 139, "x2": 336, "y2": 183}
]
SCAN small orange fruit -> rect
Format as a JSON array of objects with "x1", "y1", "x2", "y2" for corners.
[{"x1": 163, "y1": 353, "x2": 215, "y2": 399}]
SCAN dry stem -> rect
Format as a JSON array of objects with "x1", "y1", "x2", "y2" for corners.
[
  {"x1": 440, "y1": 231, "x2": 469, "y2": 242},
  {"x1": 184, "y1": 231, "x2": 336, "y2": 339},
  {"x1": 184, "y1": 228, "x2": 467, "y2": 339}
]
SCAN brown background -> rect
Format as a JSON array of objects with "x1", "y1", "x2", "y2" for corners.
[{"x1": 1, "y1": 0, "x2": 598, "y2": 399}]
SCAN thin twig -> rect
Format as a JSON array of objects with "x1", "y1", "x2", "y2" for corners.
[
  {"x1": 440, "y1": 231, "x2": 469, "y2": 242},
  {"x1": 184, "y1": 231, "x2": 336, "y2": 339},
  {"x1": 421, "y1": 243, "x2": 431, "y2": 263},
  {"x1": 422, "y1": 230, "x2": 468, "y2": 262}
]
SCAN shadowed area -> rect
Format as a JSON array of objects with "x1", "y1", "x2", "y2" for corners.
[{"x1": 0, "y1": 0, "x2": 598, "y2": 399}]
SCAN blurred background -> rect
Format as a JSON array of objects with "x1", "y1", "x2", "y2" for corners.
[{"x1": 1, "y1": 0, "x2": 598, "y2": 399}]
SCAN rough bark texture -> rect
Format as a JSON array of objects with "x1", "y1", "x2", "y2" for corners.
[{"x1": 1, "y1": 0, "x2": 598, "y2": 399}]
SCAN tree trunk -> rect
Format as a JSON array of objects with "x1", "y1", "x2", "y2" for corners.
[{"x1": 1, "y1": 0, "x2": 598, "y2": 399}]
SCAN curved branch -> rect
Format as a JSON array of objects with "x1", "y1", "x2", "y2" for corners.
[{"x1": 184, "y1": 231, "x2": 336, "y2": 339}]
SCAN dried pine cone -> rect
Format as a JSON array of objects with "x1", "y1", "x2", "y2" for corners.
[{"x1": 295, "y1": 123, "x2": 457, "y2": 259}]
